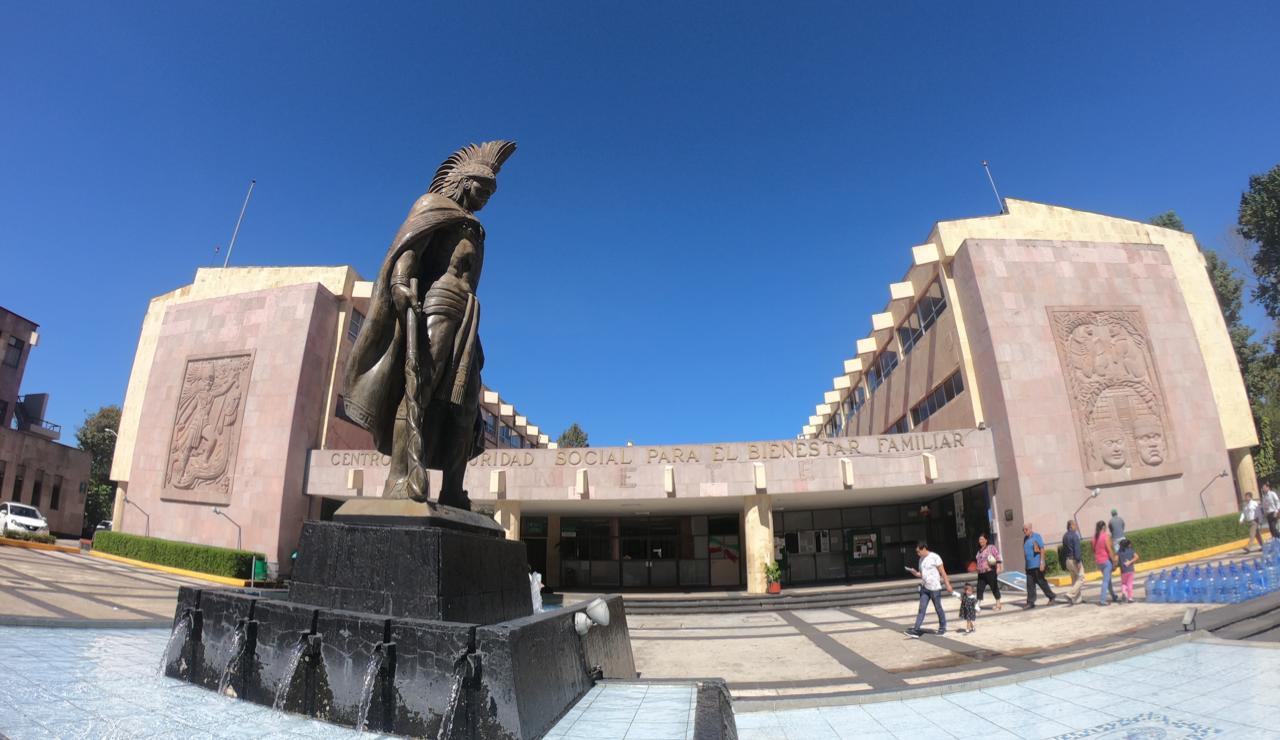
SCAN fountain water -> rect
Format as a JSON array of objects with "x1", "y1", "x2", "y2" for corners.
[
  {"x1": 354, "y1": 643, "x2": 387, "y2": 733},
  {"x1": 436, "y1": 653, "x2": 471, "y2": 740},
  {"x1": 217, "y1": 621, "x2": 249, "y2": 697},
  {"x1": 530, "y1": 570, "x2": 544, "y2": 613},
  {"x1": 159, "y1": 611, "x2": 194, "y2": 676},
  {"x1": 272, "y1": 635, "x2": 309, "y2": 711}
]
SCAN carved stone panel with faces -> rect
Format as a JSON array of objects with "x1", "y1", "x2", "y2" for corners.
[
  {"x1": 161, "y1": 352, "x2": 254, "y2": 504},
  {"x1": 1048, "y1": 307, "x2": 1179, "y2": 487}
]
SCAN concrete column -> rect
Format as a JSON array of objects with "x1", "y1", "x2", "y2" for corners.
[
  {"x1": 546, "y1": 514, "x2": 561, "y2": 588},
  {"x1": 110, "y1": 483, "x2": 126, "y2": 531},
  {"x1": 493, "y1": 500, "x2": 521, "y2": 541},
  {"x1": 1230, "y1": 448, "x2": 1259, "y2": 506},
  {"x1": 742, "y1": 493, "x2": 775, "y2": 595}
]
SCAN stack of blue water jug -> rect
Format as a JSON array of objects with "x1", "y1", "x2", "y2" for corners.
[{"x1": 1146, "y1": 538, "x2": 1280, "y2": 603}]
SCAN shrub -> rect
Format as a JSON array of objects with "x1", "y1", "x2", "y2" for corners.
[
  {"x1": 93, "y1": 531, "x2": 264, "y2": 579},
  {"x1": 1042, "y1": 514, "x2": 1247, "y2": 575},
  {"x1": 1, "y1": 529, "x2": 57, "y2": 545}
]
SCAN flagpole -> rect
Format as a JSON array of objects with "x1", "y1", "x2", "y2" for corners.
[{"x1": 222, "y1": 179, "x2": 256, "y2": 268}]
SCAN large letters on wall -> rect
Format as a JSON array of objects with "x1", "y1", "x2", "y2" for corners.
[
  {"x1": 1049, "y1": 307, "x2": 1178, "y2": 487},
  {"x1": 162, "y1": 353, "x2": 254, "y2": 503}
]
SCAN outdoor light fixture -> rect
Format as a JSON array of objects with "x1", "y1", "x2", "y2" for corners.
[
  {"x1": 212, "y1": 507, "x2": 243, "y2": 551},
  {"x1": 1072, "y1": 488, "x2": 1101, "y2": 529},
  {"x1": 1198, "y1": 470, "x2": 1230, "y2": 519},
  {"x1": 123, "y1": 496, "x2": 150, "y2": 538},
  {"x1": 1182, "y1": 607, "x2": 1198, "y2": 632},
  {"x1": 573, "y1": 598, "x2": 612, "y2": 637}
]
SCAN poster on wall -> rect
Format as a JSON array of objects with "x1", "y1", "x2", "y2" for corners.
[
  {"x1": 798, "y1": 531, "x2": 816, "y2": 554},
  {"x1": 850, "y1": 531, "x2": 878, "y2": 559},
  {"x1": 954, "y1": 491, "x2": 966, "y2": 538},
  {"x1": 815, "y1": 529, "x2": 830, "y2": 553}
]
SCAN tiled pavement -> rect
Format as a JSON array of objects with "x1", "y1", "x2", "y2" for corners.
[
  {"x1": 544, "y1": 683, "x2": 699, "y2": 740},
  {"x1": 0, "y1": 626, "x2": 1275, "y2": 739}
]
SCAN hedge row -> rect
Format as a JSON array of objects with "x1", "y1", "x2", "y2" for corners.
[
  {"x1": 93, "y1": 531, "x2": 264, "y2": 579},
  {"x1": 1041, "y1": 513, "x2": 1247, "y2": 575},
  {"x1": 2, "y1": 529, "x2": 57, "y2": 545}
]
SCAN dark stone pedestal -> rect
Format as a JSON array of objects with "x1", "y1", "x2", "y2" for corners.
[
  {"x1": 163, "y1": 501, "x2": 641, "y2": 739},
  {"x1": 288, "y1": 520, "x2": 532, "y2": 623}
]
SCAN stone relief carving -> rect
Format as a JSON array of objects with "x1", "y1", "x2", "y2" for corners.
[
  {"x1": 1049, "y1": 308, "x2": 1177, "y2": 485},
  {"x1": 164, "y1": 353, "x2": 253, "y2": 495}
]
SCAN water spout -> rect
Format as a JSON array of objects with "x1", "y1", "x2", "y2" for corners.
[
  {"x1": 530, "y1": 571, "x2": 544, "y2": 613},
  {"x1": 436, "y1": 653, "x2": 472, "y2": 740},
  {"x1": 272, "y1": 635, "x2": 309, "y2": 712},
  {"x1": 217, "y1": 621, "x2": 249, "y2": 697},
  {"x1": 354, "y1": 643, "x2": 387, "y2": 733},
  {"x1": 159, "y1": 611, "x2": 194, "y2": 676}
]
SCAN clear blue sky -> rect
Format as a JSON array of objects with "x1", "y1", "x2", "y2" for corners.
[{"x1": 3, "y1": 3, "x2": 1278, "y2": 446}]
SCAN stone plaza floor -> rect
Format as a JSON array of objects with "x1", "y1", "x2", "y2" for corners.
[{"x1": 0, "y1": 625, "x2": 1276, "y2": 739}]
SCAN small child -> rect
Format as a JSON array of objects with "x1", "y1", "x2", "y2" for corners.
[
  {"x1": 1118, "y1": 538, "x2": 1140, "y2": 603},
  {"x1": 958, "y1": 582, "x2": 978, "y2": 633}
]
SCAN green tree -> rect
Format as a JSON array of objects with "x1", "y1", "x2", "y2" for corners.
[
  {"x1": 76, "y1": 405, "x2": 120, "y2": 530},
  {"x1": 556, "y1": 423, "x2": 589, "y2": 448},
  {"x1": 1149, "y1": 210, "x2": 1186, "y2": 232},
  {"x1": 1241, "y1": 164, "x2": 1280, "y2": 321}
]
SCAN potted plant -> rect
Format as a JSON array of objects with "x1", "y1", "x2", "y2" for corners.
[{"x1": 764, "y1": 560, "x2": 782, "y2": 594}]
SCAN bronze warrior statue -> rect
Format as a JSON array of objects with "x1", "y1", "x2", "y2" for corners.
[{"x1": 343, "y1": 140, "x2": 516, "y2": 509}]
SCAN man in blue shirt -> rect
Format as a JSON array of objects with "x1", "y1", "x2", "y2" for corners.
[
  {"x1": 1022, "y1": 522, "x2": 1057, "y2": 609},
  {"x1": 1062, "y1": 520, "x2": 1084, "y2": 605}
]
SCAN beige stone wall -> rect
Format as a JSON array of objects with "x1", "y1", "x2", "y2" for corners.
[
  {"x1": 111, "y1": 266, "x2": 360, "y2": 486},
  {"x1": 929, "y1": 199, "x2": 1255, "y2": 453},
  {"x1": 117, "y1": 282, "x2": 341, "y2": 563},
  {"x1": 952, "y1": 237, "x2": 1238, "y2": 568}
]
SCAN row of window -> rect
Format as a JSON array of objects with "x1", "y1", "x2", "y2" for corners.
[
  {"x1": 910, "y1": 372, "x2": 965, "y2": 428},
  {"x1": 826, "y1": 279, "x2": 951, "y2": 437},
  {"x1": 896, "y1": 281, "x2": 948, "y2": 355},
  {"x1": 482, "y1": 408, "x2": 536, "y2": 449},
  {"x1": 0, "y1": 462, "x2": 63, "y2": 511}
]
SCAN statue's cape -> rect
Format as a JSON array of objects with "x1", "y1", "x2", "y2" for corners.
[{"x1": 343, "y1": 193, "x2": 480, "y2": 453}]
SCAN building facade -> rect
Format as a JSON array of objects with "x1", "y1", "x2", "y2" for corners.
[
  {"x1": 110, "y1": 200, "x2": 1257, "y2": 594},
  {"x1": 108, "y1": 267, "x2": 551, "y2": 565},
  {"x1": 0, "y1": 307, "x2": 91, "y2": 537}
]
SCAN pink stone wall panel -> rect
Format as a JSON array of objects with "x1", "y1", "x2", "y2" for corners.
[
  {"x1": 953, "y1": 239, "x2": 1236, "y2": 570},
  {"x1": 122, "y1": 284, "x2": 339, "y2": 564}
]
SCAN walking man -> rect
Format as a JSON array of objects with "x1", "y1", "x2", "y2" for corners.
[
  {"x1": 1062, "y1": 520, "x2": 1085, "y2": 605},
  {"x1": 904, "y1": 542, "x2": 953, "y2": 637},
  {"x1": 1262, "y1": 483, "x2": 1279, "y2": 540},
  {"x1": 1108, "y1": 509, "x2": 1126, "y2": 554},
  {"x1": 1241, "y1": 492, "x2": 1265, "y2": 552},
  {"x1": 1022, "y1": 522, "x2": 1057, "y2": 608}
]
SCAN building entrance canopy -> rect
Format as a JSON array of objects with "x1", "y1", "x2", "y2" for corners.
[{"x1": 305, "y1": 428, "x2": 997, "y2": 512}]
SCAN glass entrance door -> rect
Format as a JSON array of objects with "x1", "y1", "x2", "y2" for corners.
[{"x1": 619, "y1": 517, "x2": 680, "y2": 588}]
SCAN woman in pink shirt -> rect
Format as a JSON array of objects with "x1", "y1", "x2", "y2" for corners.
[
  {"x1": 974, "y1": 534, "x2": 1002, "y2": 611},
  {"x1": 1093, "y1": 520, "x2": 1113, "y2": 607}
]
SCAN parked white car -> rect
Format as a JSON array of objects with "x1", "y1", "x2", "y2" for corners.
[{"x1": 0, "y1": 503, "x2": 49, "y2": 535}]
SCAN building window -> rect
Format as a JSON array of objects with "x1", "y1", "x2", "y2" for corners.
[
  {"x1": 885, "y1": 416, "x2": 910, "y2": 435},
  {"x1": 50, "y1": 475, "x2": 62, "y2": 511},
  {"x1": 0, "y1": 400, "x2": 7, "y2": 427},
  {"x1": 499, "y1": 423, "x2": 515, "y2": 447},
  {"x1": 910, "y1": 372, "x2": 965, "y2": 427},
  {"x1": 30, "y1": 470, "x2": 43, "y2": 509},
  {"x1": 347, "y1": 310, "x2": 365, "y2": 342},
  {"x1": 481, "y1": 409, "x2": 497, "y2": 436},
  {"x1": 898, "y1": 280, "x2": 949, "y2": 356},
  {"x1": 869, "y1": 350, "x2": 899, "y2": 394},
  {"x1": 10, "y1": 464, "x2": 24, "y2": 502},
  {"x1": 3, "y1": 336, "x2": 22, "y2": 368}
]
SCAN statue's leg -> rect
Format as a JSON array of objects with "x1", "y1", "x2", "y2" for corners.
[
  {"x1": 384, "y1": 398, "x2": 411, "y2": 499},
  {"x1": 437, "y1": 433, "x2": 471, "y2": 511}
]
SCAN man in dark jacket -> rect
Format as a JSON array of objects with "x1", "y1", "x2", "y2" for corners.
[{"x1": 1062, "y1": 520, "x2": 1084, "y2": 605}]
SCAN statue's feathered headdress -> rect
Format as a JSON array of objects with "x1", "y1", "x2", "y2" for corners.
[{"x1": 429, "y1": 140, "x2": 517, "y2": 199}]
